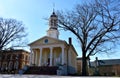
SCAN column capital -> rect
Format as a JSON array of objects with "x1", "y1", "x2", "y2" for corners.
[
  {"x1": 61, "y1": 46, "x2": 64, "y2": 48},
  {"x1": 39, "y1": 47, "x2": 43, "y2": 50}
]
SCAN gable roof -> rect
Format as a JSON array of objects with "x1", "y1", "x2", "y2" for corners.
[
  {"x1": 90, "y1": 59, "x2": 120, "y2": 67},
  {"x1": 28, "y1": 36, "x2": 78, "y2": 56},
  {"x1": 28, "y1": 36, "x2": 67, "y2": 46},
  {"x1": 69, "y1": 44, "x2": 78, "y2": 56}
]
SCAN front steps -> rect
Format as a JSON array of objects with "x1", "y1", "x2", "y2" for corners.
[{"x1": 24, "y1": 66, "x2": 58, "y2": 75}]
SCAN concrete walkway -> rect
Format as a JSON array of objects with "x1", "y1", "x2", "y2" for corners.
[
  {"x1": 0, "y1": 75, "x2": 74, "y2": 78},
  {"x1": 0, "y1": 75, "x2": 119, "y2": 78}
]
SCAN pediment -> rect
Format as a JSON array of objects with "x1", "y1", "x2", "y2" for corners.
[{"x1": 29, "y1": 36, "x2": 66, "y2": 46}]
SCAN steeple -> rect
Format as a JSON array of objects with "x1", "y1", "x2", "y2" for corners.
[
  {"x1": 47, "y1": 11, "x2": 59, "y2": 39},
  {"x1": 49, "y1": 11, "x2": 58, "y2": 30}
]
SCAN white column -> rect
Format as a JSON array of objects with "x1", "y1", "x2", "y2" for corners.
[
  {"x1": 30, "y1": 48, "x2": 33, "y2": 65},
  {"x1": 34, "y1": 51, "x2": 36, "y2": 65},
  {"x1": 39, "y1": 48, "x2": 42, "y2": 66},
  {"x1": 62, "y1": 46, "x2": 64, "y2": 65},
  {"x1": 50, "y1": 47, "x2": 53, "y2": 66},
  {"x1": 54, "y1": 51, "x2": 56, "y2": 66},
  {"x1": 35, "y1": 51, "x2": 38, "y2": 66}
]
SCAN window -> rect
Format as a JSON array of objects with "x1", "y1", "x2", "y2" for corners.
[
  {"x1": 7, "y1": 54, "x2": 11, "y2": 60},
  {"x1": 19, "y1": 54, "x2": 24, "y2": 59},
  {"x1": 8, "y1": 62, "x2": 13, "y2": 70},
  {"x1": 14, "y1": 61, "x2": 19, "y2": 69},
  {"x1": 44, "y1": 39, "x2": 48, "y2": 44},
  {"x1": 2, "y1": 54, "x2": 5, "y2": 59},
  {"x1": 25, "y1": 56, "x2": 28, "y2": 61},
  {"x1": 12, "y1": 54, "x2": 16, "y2": 59}
]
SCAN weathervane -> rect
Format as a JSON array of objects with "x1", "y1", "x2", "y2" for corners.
[{"x1": 53, "y1": 3, "x2": 55, "y2": 12}]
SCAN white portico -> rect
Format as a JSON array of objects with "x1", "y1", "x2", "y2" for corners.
[{"x1": 29, "y1": 36, "x2": 67, "y2": 66}]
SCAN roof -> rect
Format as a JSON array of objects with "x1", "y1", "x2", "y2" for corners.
[
  {"x1": 0, "y1": 49, "x2": 30, "y2": 54},
  {"x1": 29, "y1": 36, "x2": 78, "y2": 56},
  {"x1": 50, "y1": 12, "x2": 57, "y2": 17},
  {"x1": 77, "y1": 57, "x2": 82, "y2": 60},
  {"x1": 28, "y1": 36, "x2": 67, "y2": 46},
  {"x1": 77, "y1": 57, "x2": 90, "y2": 60},
  {"x1": 90, "y1": 59, "x2": 120, "y2": 67},
  {"x1": 69, "y1": 44, "x2": 78, "y2": 56}
]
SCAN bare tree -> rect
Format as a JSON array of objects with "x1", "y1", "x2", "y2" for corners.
[
  {"x1": 0, "y1": 17, "x2": 27, "y2": 50},
  {"x1": 57, "y1": 0, "x2": 120, "y2": 76}
]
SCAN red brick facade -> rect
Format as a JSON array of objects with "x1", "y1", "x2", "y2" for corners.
[{"x1": 0, "y1": 49, "x2": 30, "y2": 74}]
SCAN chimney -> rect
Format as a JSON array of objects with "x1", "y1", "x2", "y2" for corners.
[
  {"x1": 95, "y1": 57, "x2": 98, "y2": 67},
  {"x1": 69, "y1": 37, "x2": 72, "y2": 45},
  {"x1": 96, "y1": 57, "x2": 98, "y2": 61}
]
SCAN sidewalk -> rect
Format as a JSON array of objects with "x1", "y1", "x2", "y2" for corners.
[{"x1": 0, "y1": 75, "x2": 119, "y2": 78}]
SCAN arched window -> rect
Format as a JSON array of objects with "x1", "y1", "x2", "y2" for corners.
[
  {"x1": 8, "y1": 62, "x2": 13, "y2": 70},
  {"x1": 14, "y1": 61, "x2": 19, "y2": 70}
]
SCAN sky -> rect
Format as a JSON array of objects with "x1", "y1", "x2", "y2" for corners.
[{"x1": 0, "y1": 0, "x2": 120, "y2": 61}]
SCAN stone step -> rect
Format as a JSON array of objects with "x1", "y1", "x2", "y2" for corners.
[{"x1": 24, "y1": 66, "x2": 58, "y2": 75}]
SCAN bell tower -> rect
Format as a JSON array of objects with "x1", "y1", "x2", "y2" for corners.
[{"x1": 47, "y1": 11, "x2": 59, "y2": 39}]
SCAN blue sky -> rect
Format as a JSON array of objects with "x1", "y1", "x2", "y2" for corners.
[{"x1": 0, "y1": 0, "x2": 119, "y2": 61}]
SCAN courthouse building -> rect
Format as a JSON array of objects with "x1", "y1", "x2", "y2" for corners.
[{"x1": 28, "y1": 11, "x2": 78, "y2": 75}]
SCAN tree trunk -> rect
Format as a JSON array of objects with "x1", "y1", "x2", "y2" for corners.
[{"x1": 82, "y1": 51, "x2": 88, "y2": 76}]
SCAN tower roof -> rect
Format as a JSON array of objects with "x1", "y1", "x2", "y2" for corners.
[{"x1": 50, "y1": 12, "x2": 57, "y2": 17}]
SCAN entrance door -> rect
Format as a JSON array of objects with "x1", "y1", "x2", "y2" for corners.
[{"x1": 47, "y1": 58, "x2": 50, "y2": 66}]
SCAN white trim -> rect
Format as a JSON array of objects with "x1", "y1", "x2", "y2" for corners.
[{"x1": 31, "y1": 44, "x2": 64, "y2": 49}]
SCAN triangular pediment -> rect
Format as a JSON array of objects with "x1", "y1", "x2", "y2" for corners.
[{"x1": 29, "y1": 36, "x2": 66, "y2": 46}]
